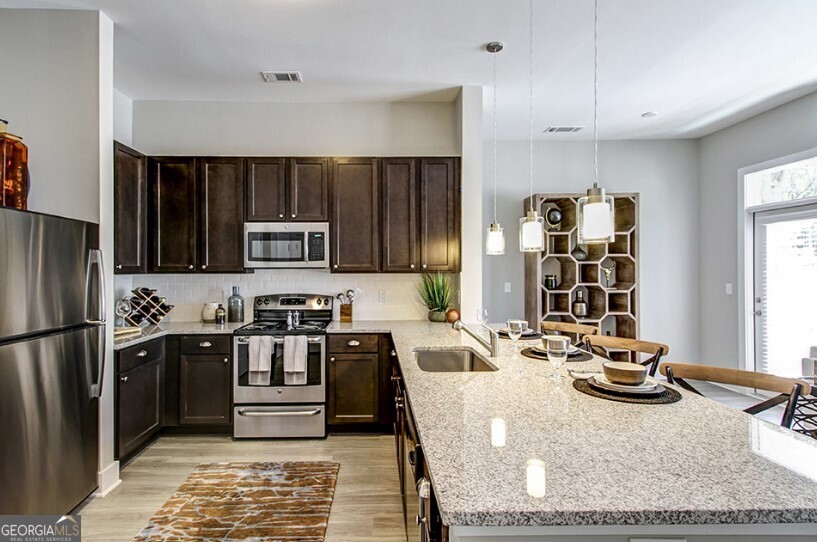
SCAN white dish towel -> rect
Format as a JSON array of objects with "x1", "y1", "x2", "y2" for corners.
[
  {"x1": 284, "y1": 335, "x2": 308, "y2": 385},
  {"x1": 248, "y1": 336, "x2": 272, "y2": 386}
]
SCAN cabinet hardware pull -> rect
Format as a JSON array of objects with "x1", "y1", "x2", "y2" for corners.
[
  {"x1": 291, "y1": 213, "x2": 296, "y2": 218},
  {"x1": 120, "y1": 376, "x2": 128, "y2": 382},
  {"x1": 422, "y1": 264, "x2": 427, "y2": 269},
  {"x1": 416, "y1": 515, "x2": 427, "y2": 526},
  {"x1": 330, "y1": 357, "x2": 336, "y2": 362},
  {"x1": 116, "y1": 264, "x2": 123, "y2": 270},
  {"x1": 391, "y1": 350, "x2": 397, "y2": 357},
  {"x1": 223, "y1": 357, "x2": 229, "y2": 363},
  {"x1": 333, "y1": 264, "x2": 338, "y2": 269},
  {"x1": 199, "y1": 341, "x2": 212, "y2": 348},
  {"x1": 201, "y1": 265, "x2": 207, "y2": 270},
  {"x1": 188, "y1": 264, "x2": 194, "y2": 270},
  {"x1": 136, "y1": 350, "x2": 148, "y2": 357},
  {"x1": 410, "y1": 264, "x2": 415, "y2": 269},
  {"x1": 347, "y1": 340, "x2": 360, "y2": 347},
  {"x1": 391, "y1": 375, "x2": 400, "y2": 382},
  {"x1": 279, "y1": 213, "x2": 284, "y2": 218}
]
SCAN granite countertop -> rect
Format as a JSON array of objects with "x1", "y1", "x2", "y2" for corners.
[
  {"x1": 113, "y1": 318, "x2": 817, "y2": 529},
  {"x1": 336, "y1": 320, "x2": 817, "y2": 529},
  {"x1": 113, "y1": 321, "x2": 246, "y2": 350}
]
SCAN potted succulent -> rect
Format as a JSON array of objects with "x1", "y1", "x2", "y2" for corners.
[{"x1": 417, "y1": 272, "x2": 457, "y2": 322}]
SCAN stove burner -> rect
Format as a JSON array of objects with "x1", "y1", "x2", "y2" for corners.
[{"x1": 235, "y1": 320, "x2": 329, "y2": 335}]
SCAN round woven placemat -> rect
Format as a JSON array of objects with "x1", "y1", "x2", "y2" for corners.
[
  {"x1": 572, "y1": 378, "x2": 682, "y2": 405},
  {"x1": 520, "y1": 347, "x2": 593, "y2": 363},
  {"x1": 498, "y1": 331, "x2": 544, "y2": 340}
]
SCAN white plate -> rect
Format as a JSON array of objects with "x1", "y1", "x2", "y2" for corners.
[
  {"x1": 533, "y1": 343, "x2": 580, "y2": 354},
  {"x1": 501, "y1": 327, "x2": 536, "y2": 336},
  {"x1": 590, "y1": 374, "x2": 659, "y2": 394}
]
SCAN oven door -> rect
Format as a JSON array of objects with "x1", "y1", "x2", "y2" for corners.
[
  {"x1": 233, "y1": 335, "x2": 326, "y2": 404},
  {"x1": 244, "y1": 222, "x2": 329, "y2": 268}
]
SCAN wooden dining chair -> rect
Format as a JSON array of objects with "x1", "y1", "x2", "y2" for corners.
[
  {"x1": 540, "y1": 321, "x2": 599, "y2": 343},
  {"x1": 583, "y1": 335, "x2": 669, "y2": 376},
  {"x1": 659, "y1": 362, "x2": 812, "y2": 429}
]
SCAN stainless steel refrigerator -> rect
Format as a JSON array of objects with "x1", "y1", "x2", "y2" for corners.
[{"x1": 0, "y1": 207, "x2": 106, "y2": 514}]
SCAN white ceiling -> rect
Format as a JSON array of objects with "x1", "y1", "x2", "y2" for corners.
[{"x1": 3, "y1": 0, "x2": 817, "y2": 140}]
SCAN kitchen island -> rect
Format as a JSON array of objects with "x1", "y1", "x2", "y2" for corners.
[{"x1": 330, "y1": 321, "x2": 817, "y2": 541}]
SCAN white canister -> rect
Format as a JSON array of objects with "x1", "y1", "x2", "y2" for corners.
[{"x1": 201, "y1": 303, "x2": 219, "y2": 323}]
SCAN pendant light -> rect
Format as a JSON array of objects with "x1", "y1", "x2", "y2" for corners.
[
  {"x1": 519, "y1": 0, "x2": 544, "y2": 252},
  {"x1": 577, "y1": 0, "x2": 615, "y2": 244},
  {"x1": 485, "y1": 41, "x2": 505, "y2": 256}
]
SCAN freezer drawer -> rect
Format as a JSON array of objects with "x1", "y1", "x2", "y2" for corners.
[{"x1": 233, "y1": 405, "x2": 325, "y2": 438}]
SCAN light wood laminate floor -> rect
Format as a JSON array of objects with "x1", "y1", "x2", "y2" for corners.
[{"x1": 76, "y1": 434, "x2": 407, "y2": 542}]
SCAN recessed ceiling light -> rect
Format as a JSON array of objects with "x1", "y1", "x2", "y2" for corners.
[
  {"x1": 543, "y1": 126, "x2": 584, "y2": 133},
  {"x1": 641, "y1": 111, "x2": 657, "y2": 118}
]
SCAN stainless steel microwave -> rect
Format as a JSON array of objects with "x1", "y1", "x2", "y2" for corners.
[{"x1": 244, "y1": 223, "x2": 329, "y2": 268}]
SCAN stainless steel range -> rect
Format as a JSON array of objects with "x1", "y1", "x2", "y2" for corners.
[{"x1": 233, "y1": 293, "x2": 333, "y2": 438}]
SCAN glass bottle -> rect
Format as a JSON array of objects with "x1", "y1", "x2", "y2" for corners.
[
  {"x1": 227, "y1": 286, "x2": 244, "y2": 322},
  {"x1": 215, "y1": 304, "x2": 226, "y2": 325},
  {"x1": 0, "y1": 120, "x2": 29, "y2": 210},
  {"x1": 572, "y1": 290, "x2": 588, "y2": 317}
]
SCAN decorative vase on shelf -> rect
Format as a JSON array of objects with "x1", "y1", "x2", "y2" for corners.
[
  {"x1": 201, "y1": 303, "x2": 218, "y2": 323},
  {"x1": 227, "y1": 286, "x2": 244, "y2": 322},
  {"x1": 428, "y1": 310, "x2": 447, "y2": 323}
]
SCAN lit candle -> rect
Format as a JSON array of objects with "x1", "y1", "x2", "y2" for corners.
[
  {"x1": 526, "y1": 459, "x2": 546, "y2": 498},
  {"x1": 491, "y1": 417, "x2": 506, "y2": 447}
]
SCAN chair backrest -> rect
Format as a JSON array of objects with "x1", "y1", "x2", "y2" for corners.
[
  {"x1": 540, "y1": 321, "x2": 599, "y2": 339},
  {"x1": 659, "y1": 362, "x2": 811, "y2": 429},
  {"x1": 583, "y1": 334, "x2": 670, "y2": 376}
]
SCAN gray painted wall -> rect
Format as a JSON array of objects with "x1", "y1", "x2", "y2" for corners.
[
  {"x1": 482, "y1": 140, "x2": 701, "y2": 362},
  {"x1": 698, "y1": 91, "x2": 817, "y2": 370}
]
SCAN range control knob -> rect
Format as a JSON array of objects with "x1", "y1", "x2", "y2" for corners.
[
  {"x1": 256, "y1": 298, "x2": 263, "y2": 306},
  {"x1": 316, "y1": 298, "x2": 322, "y2": 305},
  {"x1": 325, "y1": 297, "x2": 331, "y2": 305},
  {"x1": 264, "y1": 298, "x2": 271, "y2": 305}
]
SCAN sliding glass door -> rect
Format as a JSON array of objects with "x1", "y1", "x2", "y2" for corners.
[{"x1": 753, "y1": 203, "x2": 817, "y2": 377}]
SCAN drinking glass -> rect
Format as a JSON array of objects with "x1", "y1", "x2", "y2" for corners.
[
  {"x1": 546, "y1": 336, "x2": 569, "y2": 381},
  {"x1": 477, "y1": 308, "x2": 488, "y2": 325},
  {"x1": 506, "y1": 319, "x2": 527, "y2": 351}
]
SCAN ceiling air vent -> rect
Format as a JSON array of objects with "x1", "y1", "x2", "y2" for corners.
[
  {"x1": 260, "y1": 71, "x2": 303, "y2": 83},
  {"x1": 543, "y1": 126, "x2": 584, "y2": 134}
]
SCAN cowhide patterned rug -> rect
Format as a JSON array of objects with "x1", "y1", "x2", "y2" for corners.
[{"x1": 133, "y1": 461, "x2": 340, "y2": 541}]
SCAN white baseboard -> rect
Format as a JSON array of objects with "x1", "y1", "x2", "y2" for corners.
[{"x1": 96, "y1": 460, "x2": 121, "y2": 497}]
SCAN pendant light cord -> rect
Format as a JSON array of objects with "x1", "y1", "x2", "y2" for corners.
[
  {"x1": 528, "y1": 0, "x2": 534, "y2": 212},
  {"x1": 492, "y1": 50, "x2": 498, "y2": 223},
  {"x1": 593, "y1": 0, "x2": 599, "y2": 188}
]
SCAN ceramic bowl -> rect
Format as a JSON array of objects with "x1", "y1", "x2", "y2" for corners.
[{"x1": 602, "y1": 361, "x2": 647, "y2": 386}]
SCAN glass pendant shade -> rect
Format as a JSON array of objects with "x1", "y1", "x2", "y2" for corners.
[
  {"x1": 486, "y1": 223, "x2": 505, "y2": 255},
  {"x1": 519, "y1": 211, "x2": 545, "y2": 252},
  {"x1": 577, "y1": 186, "x2": 615, "y2": 244}
]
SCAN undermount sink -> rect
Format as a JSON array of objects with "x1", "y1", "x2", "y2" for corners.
[{"x1": 414, "y1": 348, "x2": 498, "y2": 372}]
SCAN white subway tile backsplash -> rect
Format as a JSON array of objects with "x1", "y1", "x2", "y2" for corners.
[{"x1": 113, "y1": 269, "x2": 452, "y2": 322}]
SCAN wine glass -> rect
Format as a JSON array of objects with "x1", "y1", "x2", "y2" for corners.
[
  {"x1": 477, "y1": 308, "x2": 488, "y2": 325},
  {"x1": 506, "y1": 319, "x2": 527, "y2": 351},
  {"x1": 546, "y1": 336, "x2": 570, "y2": 381}
]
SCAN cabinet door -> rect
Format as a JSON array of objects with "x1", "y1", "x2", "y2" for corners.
[
  {"x1": 113, "y1": 142, "x2": 147, "y2": 274},
  {"x1": 289, "y1": 158, "x2": 329, "y2": 221},
  {"x1": 246, "y1": 158, "x2": 286, "y2": 222},
  {"x1": 150, "y1": 157, "x2": 197, "y2": 272},
  {"x1": 179, "y1": 354, "x2": 231, "y2": 425},
  {"x1": 382, "y1": 158, "x2": 418, "y2": 272},
  {"x1": 419, "y1": 158, "x2": 459, "y2": 272},
  {"x1": 117, "y1": 357, "x2": 163, "y2": 458},
  {"x1": 328, "y1": 353, "x2": 379, "y2": 424},
  {"x1": 331, "y1": 158, "x2": 380, "y2": 272},
  {"x1": 198, "y1": 157, "x2": 244, "y2": 273}
]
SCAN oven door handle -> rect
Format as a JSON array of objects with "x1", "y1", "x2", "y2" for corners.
[
  {"x1": 237, "y1": 408, "x2": 322, "y2": 417},
  {"x1": 236, "y1": 337, "x2": 323, "y2": 344}
]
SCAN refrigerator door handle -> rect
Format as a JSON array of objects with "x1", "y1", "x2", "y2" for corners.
[{"x1": 85, "y1": 249, "x2": 107, "y2": 399}]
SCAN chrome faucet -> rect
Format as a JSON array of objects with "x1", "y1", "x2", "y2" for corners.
[{"x1": 452, "y1": 320, "x2": 499, "y2": 357}]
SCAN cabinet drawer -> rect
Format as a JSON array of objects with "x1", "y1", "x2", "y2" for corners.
[
  {"x1": 179, "y1": 335, "x2": 231, "y2": 355},
  {"x1": 118, "y1": 338, "x2": 165, "y2": 373},
  {"x1": 327, "y1": 334, "x2": 379, "y2": 353}
]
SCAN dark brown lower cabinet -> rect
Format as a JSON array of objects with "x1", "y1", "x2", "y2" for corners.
[
  {"x1": 115, "y1": 339, "x2": 165, "y2": 460},
  {"x1": 179, "y1": 335, "x2": 232, "y2": 425},
  {"x1": 328, "y1": 353, "x2": 379, "y2": 424}
]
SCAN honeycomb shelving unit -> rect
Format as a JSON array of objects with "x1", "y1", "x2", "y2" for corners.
[{"x1": 524, "y1": 193, "x2": 640, "y2": 362}]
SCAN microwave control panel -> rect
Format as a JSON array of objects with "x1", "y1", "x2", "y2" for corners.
[{"x1": 307, "y1": 232, "x2": 326, "y2": 261}]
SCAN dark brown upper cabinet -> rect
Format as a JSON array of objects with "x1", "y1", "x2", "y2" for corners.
[
  {"x1": 289, "y1": 158, "x2": 329, "y2": 221},
  {"x1": 245, "y1": 158, "x2": 286, "y2": 221},
  {"x1": 331, "y1": 158, "x2": 380, "y2": 272},
  {"x1": 420, "y1": 158, "x2": 460, "y2": 272},
  {"x1": 197, "y1": 158, "x2": 244, "y2": 273},
  {"x1": 381, "y1": 158, "x2": 418, "y2": 272},
  {"x1": 113, "y1": 142, "x2": 148, "y2": 274},
  {"x1": 150, "y1": 157, "x2": 197, "y2": 273}
]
